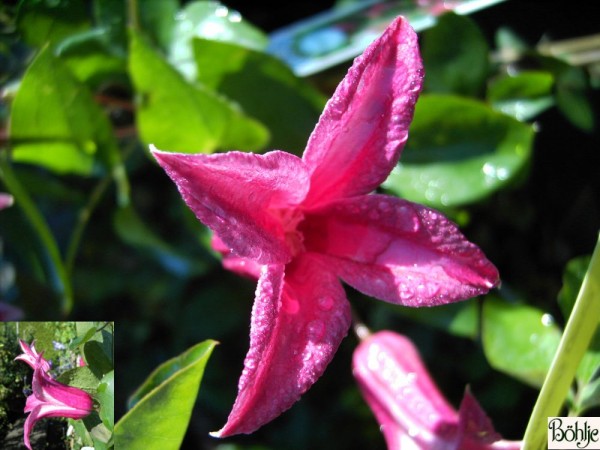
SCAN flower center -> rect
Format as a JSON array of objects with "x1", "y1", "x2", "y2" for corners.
[{"x1": 270, "y1": 208, "x2": 305, "y2": 257}]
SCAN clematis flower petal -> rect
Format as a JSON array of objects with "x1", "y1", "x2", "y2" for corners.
[
  {"x1": 211, "y1": 234, "x2": 262, "y2": 280},
  {"x1": 212, "y1": 253, "x2": 351, "y2": 437},
  {"x1": 302, "y1": 17, "x2": 423, "y2": 207},
  {"x1": 152, "y1": 149, "x2": 310, "y2": 265},
  {"x1": 353, "y1": 331, "x2": 459, "y2": 449},
  {"x1": 15, "y1": 340, "x2": 52, "y2": 373},
  {"x1": 353, "y1": 331, "x2": 522, "y2": 450},
  {"x1": 302, "y1": 195, "x2": 499, "y2": 306}
]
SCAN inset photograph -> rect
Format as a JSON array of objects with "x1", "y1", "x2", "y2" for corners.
[{"x1": 0, "y1": 321, "x2": 114, "y2": 450}]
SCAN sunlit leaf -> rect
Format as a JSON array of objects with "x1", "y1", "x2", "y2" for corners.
[
  {"x1": 128, "y1": 30, "x2": 269, "y2": 153},
  {"x1": 193, "y1": 38, "x2": 325, "y2": 152},
  {"x1": 488, "y1": 71, "x2": 554, "y2": 121},
  {"x1": 383, "y1": 94, "x2": 534, "y2": 208},
  {"x1": 9, "y1": 46, "x2": 128, "y2": 202},
  {"x1": 169, "y1": 0, "x2": 267, "y2": 80},
  {"x1": 115, "y1": 340, "x2": 217, "y2": 450},
  {"x1": 482, "y1": 296, "x2": 561, "y2": 388},
  {"x1": 421, "y1": 12, "x2": 489, "y2": 97}
]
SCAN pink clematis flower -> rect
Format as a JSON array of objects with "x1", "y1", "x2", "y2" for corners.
[
  {"x1": 353, "y1": 331, "x2": 522, "y2": 450},
  {"x1": 152, "y1": 16, "x2": 499, "y2": 437},
  {"x1": 16, "y1": 347, "x2": 93, "y2": 450},
  {"x1": 15, "y1": 340, "x2": 52, "y2": 373}
]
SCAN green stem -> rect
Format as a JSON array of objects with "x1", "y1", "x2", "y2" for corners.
[
  {"x1": 65, "y1": 174, "x2": 112, "y2": 274},
  {"x1": 0, "y1": 160, "x2": 73, "y2": 314},
  {"x1": 522, "y1": 232, "x2": 600, "y2": 450}
]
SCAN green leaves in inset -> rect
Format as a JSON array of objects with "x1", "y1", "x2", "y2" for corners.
[
  {"x1": 422, "y1": 13, "x2": 489, "y2": 97},
  {"x1": 115, "y1": 340, "x2": 217, "y2": 450},
  {"x1": 383, "y1": 94, "x2": 534, "y2": 208},
  {"x1": 482, "y1": 296, "x2": 561, "y2": 388},
  {"x1": 129, "y1": 30, "x2": 269, "y2": 154}
]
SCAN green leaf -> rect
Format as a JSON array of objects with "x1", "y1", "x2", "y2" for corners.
[
  {"x1": 17, "y1": 0, "x2": 90, "y2": 48},
  {"x1": 97, "y1": 370, "x2": 115, "y2": 432},
  {"x1": 578, "y1": 375, "x2": 600, "y2": 414},
  {"x1": 169, "y1": 0, "x2": 267, "y2": 80},
  {"x1": 9, "y1": 46, "x2": 128, "y2": 200},
  {"x1": 422, "y1": 13, "x2": 489, "y2": 97},
  {"x1": 139, "y1": 0, "x2": 179, "y2": 51},
  {"x1": 114, "y1": 340, "x2": 217, "y2": 450},
  {"x1": 56, "y1": 366, "x2": 100, "y2": 392},
  {"x1": 487, "y1": 71, "x2": 555, "y2": 121},
  {"x1": 382, "y1": 94, "x2": 534, "y2": 208},
  {"x1": 482, "y1": 296, "x2": 561, "y2": 388},
  {"x1": 84, "y1": 340, "x2": 114, "y2": 378},
  {"x1": 558, "y1": 255, "x2": 593, "y2": 320},
  {"x1": 193, "y1": 38, "x2": 325, "y2": 152},
  {"x1": 536, "y1": 55, "x2": 595, "y2": 132},
  {"x1": 128, "y1": 30, "x2": 269, "y2": 153}
]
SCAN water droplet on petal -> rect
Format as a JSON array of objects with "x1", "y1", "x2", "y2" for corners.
[
  {"x1": 317, "y1": 296, "x2": 334, "y2": 311},
  {"x1": 307, "y1": 320, "x2": 325, "y2": 340}
]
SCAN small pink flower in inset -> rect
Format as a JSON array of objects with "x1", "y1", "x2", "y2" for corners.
[
  {"x1": 16, "y1": 343, "x2": 93, "y2": 450},
  {"x1": 353, "y1": 331, "x2": 522, "y2": 450},
  {"x1": 153, "y1": 16, "x2": 499, "y2": 437},
  {"x1": 15, "y1": 340, "x2": 52, "y2": 373}
]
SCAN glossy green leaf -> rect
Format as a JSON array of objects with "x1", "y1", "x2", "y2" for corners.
[
  {"x1": 193, "y1": 38, "x2": 325, "y2": 152},
  {"x1": 536, "y1": 55, "x2": 595, "y2": 132},
  {"x1": 482, "y1": 296, "x2": 561, "y2": 388},
  {"x1": 128, "y1": 30, "x2": 269, "y2": 153},
  {"x1": 17, "y1": 0, "x2": 90, "y2": 48},
  {"x1": 97, "y1": 370, "x2": 115, "y2": 432},
  {"x1": 169, "y1": 0, "x2": 267, "y2": 80},
  {"x1": 115, "y1": 340, "x2": 217, "y2": 450},
  {"x1": 382, "y1": 94, "x2": 534, "y2": 208},
  {"x1": 487, "y1": 71, "x2": 555, "y2": 121},
  {"x1": 421, "y1": 13, "x2": 489, "y2": 97},
  {"x1": 555, "y1": 65, "x2": 594, "y2": 132}
]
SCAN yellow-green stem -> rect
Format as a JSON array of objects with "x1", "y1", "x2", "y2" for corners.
[{"x1": 522, "y1": 232, "x2": 600, "y2": 450}]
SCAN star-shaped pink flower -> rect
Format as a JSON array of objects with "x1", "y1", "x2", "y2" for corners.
[{"x1": 152, "y1": 16, "x2": 499, "y2": 437}]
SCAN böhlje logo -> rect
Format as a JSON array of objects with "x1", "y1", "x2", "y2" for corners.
[{"x1": 548, "y1": 417, "x2": 600, "y2": 449}]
